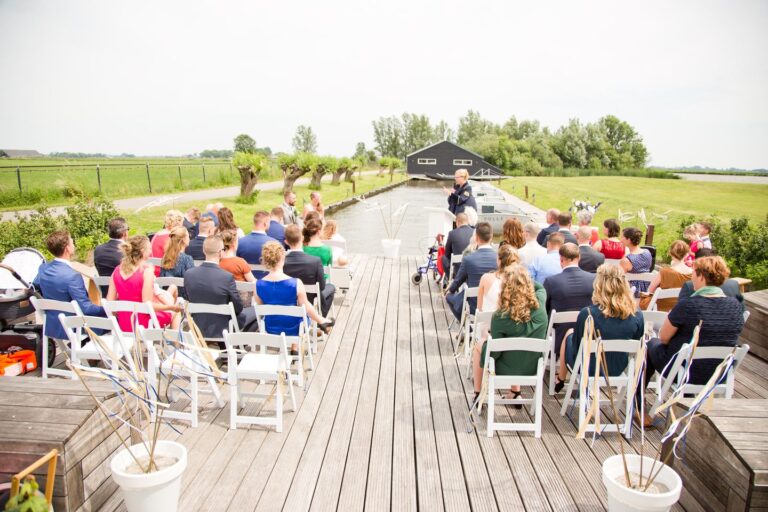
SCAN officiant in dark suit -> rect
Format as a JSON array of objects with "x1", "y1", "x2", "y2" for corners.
[{"x1": 444, "y1": 168, "x2": 477, "y2": 216}]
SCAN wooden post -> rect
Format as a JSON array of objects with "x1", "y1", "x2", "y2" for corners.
[
  {"x1": 178, "y1": 164, "x2": 183, "y2": 187},
  {"x1": 96, "y1": 164, "x2": 102, "y2": 193},
  {"x1": 16, "y1": 166, "x2": 22, "y2": 194},
  {"x1": 229, "y1": 161, "x2": 233, "y2": 177},
  {"x1": 645, "y1": 224, "x2": 655, "y2": 246},
  {"x1": 145, "y1": 162, "x2": 152, "y2": 193},
  {"x1": 201, "y1": 163, "x2": 206, "y2": 182},
  {"x1": 525, "y1": 185, "x2": 529, "y2": 199},
  {"x1": 352, "y1": 180, "x2": 356, "y2": 194}
]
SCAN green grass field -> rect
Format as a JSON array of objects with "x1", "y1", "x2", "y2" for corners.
[
  {"x1": 0, "y1": 158, "x2": 283, "y2": 209},
  {"x1": 498, "y1": 176, "x2": 768, "y2": 259},
  {"x1": 122, "y1": 172, "x2": 407, "y2": 236}
]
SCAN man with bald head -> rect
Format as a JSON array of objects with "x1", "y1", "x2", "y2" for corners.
[
  {"x1": 576, "y1": 226, "x2": 605, "y2": 272},
  {"x1": 537, "y1": 208, "x2": 561, "y2": 246}
]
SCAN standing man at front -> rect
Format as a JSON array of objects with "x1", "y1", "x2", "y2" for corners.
[
  {"x1": 444, "y1": 168, "x2": 477, "y2": 217},
  {"x1": 282, "y1": 191, "x2": 300, "y2": 226}
]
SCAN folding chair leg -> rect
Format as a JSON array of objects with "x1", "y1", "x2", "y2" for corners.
[
  {"x1": 548, "y1": 344, "x2": 557, "y2": 394},
  {"x1": 560, "y1": 375, "x2": 577, "y2": 416},
  {"x1": 535, "y1": 378, "x2": 543, "y2": 438},
  {"x1": 42, "y1": 337, "x2": 49, "y2": 378},
  {"x1": 275, "y1": 387, "x2": 283, "y2": 433},
  {"x1": 286, "y1": 374, "x2": 297, "y2": 411},
  {"x1": 208, "y1": 376, "x2": 225, "y2": 408},
  {"x1": 486, "y1": 377, "x2": 495, "y2": 438},
  {"x1": 229, "y1": 381, "x2": 238, "y2": 430}
]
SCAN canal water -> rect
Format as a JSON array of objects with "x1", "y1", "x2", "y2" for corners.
[{"x1": 331, "y1": 180, "x2": 447, "y2": 256}]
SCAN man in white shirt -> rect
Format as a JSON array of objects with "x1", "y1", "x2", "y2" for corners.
[{"x1": 519, "y1": 222, "x2": 547, "y2": 267}]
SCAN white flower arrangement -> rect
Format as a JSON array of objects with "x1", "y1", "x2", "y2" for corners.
[{"x1": 570, "y1": 199, "x2": 602, "y2": 214}]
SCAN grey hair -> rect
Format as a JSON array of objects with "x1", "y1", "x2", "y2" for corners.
[
  {"x1": 577, "y1": 210, "x2": 593, "y2": 225},
  {"x1": 463, "y1": 206, "x2": 478, "y2": 226}
]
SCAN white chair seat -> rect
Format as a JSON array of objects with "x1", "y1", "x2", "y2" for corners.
[
  {"x1": 78, "y1": 335, "x2": 133, "y2": 359},
  {"x1": 237, "y1": 353, "x2": 281, "y2": 377},
  {"x1": 160, "y1": 349, "x2": 220, "y2": 373}
]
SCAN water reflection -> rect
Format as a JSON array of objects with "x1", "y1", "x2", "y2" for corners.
[{"x1": 331, "y1": 180, "x2": 447, "y2": 256}]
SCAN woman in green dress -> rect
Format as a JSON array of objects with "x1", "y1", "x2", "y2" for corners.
[
  {"x1": 473, "y1": 264, "x2": 548, "y2": 404},
  {"x1": 302, "y1": 218, "x2": 333, "y2": 279}
]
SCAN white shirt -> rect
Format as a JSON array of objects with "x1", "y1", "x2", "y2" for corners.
[
  {"x1": 54, "y1": 257, "x2": 72, "y2": 268},
  {"x1": 518, "y1": 240, "x2": 547, "y2": 267}
]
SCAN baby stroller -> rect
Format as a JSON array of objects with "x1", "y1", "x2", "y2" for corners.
[
  {"x1": 0, "y1": 248, "x2": 53, "y2": 371},
  {"x1": 411, "y1": 234, "x2": 445, "y2": 285}
]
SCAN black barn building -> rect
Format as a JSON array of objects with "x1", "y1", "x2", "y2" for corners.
[{"x1": 406, "y1": 140, "x2": 503, "y2": 179}]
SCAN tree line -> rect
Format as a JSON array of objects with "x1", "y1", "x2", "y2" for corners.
[{"x1": 372, "y1": 110, "x2": 648, "y2": 175}]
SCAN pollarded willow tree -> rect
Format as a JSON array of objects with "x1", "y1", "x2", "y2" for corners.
[
  {"x1": 378, "y1": 156, "x2": 402, "y2": 177},
  {"x1": 331, "y1": 157, "x2": 352, "y2": 185},
  {"x1": 233, "y1": 151, "x2": 269, "y2": 199},
  {"x1": 310, "y1": 155, "x2": 337, "y2": 190},
  {"x1": 278, "y1": 152, "x2": 317, "y2": 196}
]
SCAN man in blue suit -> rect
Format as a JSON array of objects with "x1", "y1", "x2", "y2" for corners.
[
  {"x1": 266, "y1": 207, "x2": 287, "y2": 248},
  {"x1": 441, "y1": 212, "x2": 474, "y2": 282},
  {"x1": 445, "y1": 222, "x2": 497, "y2": 321},
  {"x1": 33, "y1": 230, "x2": 106, "y2": 341},
  {"x1": 237, "y1": 210, "x2": 276, "y2": 278}
]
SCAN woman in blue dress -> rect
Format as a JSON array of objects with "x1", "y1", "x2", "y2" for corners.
[
  {"x1": 620, "y1": 227, "x2": 653, "y2": 295},
  {"x1": 255, "y1": 242, "x2": 333, "y2": 352}
]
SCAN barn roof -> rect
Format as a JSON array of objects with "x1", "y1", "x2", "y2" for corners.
[
  {"x1": 0, "y1": 149, "x2": 42, "y2": 157},
  {"x1": 406, "y1": 140, "x2": 487, "y2": 161}
]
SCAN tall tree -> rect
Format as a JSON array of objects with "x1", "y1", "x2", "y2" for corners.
[
  {"x1": 551, "y1": 119, "x2": 588, "y2": 168},
  {"x1": 233, "y1": 151, "x2": 268, "y2": 198},
  {"x1": 456, "y1": 110, "x2": 498, "y2": 145},
  {"x1": 292, "y1": 125, "x2": 318, "y2": 154},
  {"x1": 233, "y1": 134, "x2": 256, "y2": 154},
  {"x1": 401, "y1": 113, "x2": 433, "y2": 156},
  {"x1": 598, "y1": 115, "x2": 648, "y2": 168},
  {"x1": 432, "y1": 120, "x2": 455, "y2": 143},
  {"x1": 372, "y1": 116, "x2": 403, "y2": 158},
  {"x1": 353, "y1": 142, "x2": 367, "y2": 162},
  {"x1": 278, "y1": 153, "x2": 317, "y2": 196}
]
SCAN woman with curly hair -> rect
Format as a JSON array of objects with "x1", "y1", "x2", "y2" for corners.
[
  {"x1": 472, "y1": 264, "x2": 548, "y2": 404},
  {"x1": 554, "y1": 263, "x2": 644, "y2": 392},
  {"x1": 499, "y1": 218, "x2": 525, "y2": 250}
]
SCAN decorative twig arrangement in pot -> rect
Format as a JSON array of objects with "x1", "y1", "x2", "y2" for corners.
[
  {"x1": 66, "y1": 308, "x2": 221, "y2": 512},
  {"x1": 356, "y1": 197, "x2": 409, "y2": 258},
  {"x1": 576, "y1": 318, "x2": 740, "y2": 512}
]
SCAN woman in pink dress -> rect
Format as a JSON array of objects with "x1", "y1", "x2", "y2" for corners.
[{"x1": 107, "y1": 235, "x2": 182, "y2": 331}]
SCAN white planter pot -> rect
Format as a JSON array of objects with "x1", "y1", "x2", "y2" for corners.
[
  {"x1": 111, "y1": 440, "x2": 188, "y2": 512},
  {"x1": 381, "y1": 238, "x2": 401, "y2": 258},
  {"x1": 602, "y1": 454, "x2": 682, "y2": 512}
]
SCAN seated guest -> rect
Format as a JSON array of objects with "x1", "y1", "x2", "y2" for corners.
[
  {"x1": 576, "y1": 210, "x2": 599, "y2": 245},
  {"x1": 94, "y1": 217, "x2": 128, "y2": 278},
  {"x1": 267, "y1": 207, "x2": 287, "y2": 247},
  {"x1": 593, "y1": 218, "x2": 626, "y2": 260},
  {"x1": 638, "y1": 256, "x2": 744, "y2": 426},
  {"x1": 303, "y1": 219, "x2": 334, "y2": 278},
  {"x1": 445, "y1": 222, "x2": 497, "y2": 321},
  {"x1": 544, "y1": 243, "x2": 595, "y2": 357},
  {"x1": 34, "y1": 230, "x2": 106, "y2": 341},
  {"x1": 184, "y1": 236, "x2": 258, "y2": 338},
  {"x1": 303, "y1": 191, "x2": 324, "y2": 218},
  {"x1": 576, "y1": 226, "x2": 605, "y2": 273},
  {"x1": 202, "y1": 203, "x2": 222, "y2": 227},
  {"x1": 151, "y1": 209, "x2": 184, "y2": 275},
  {"x1": 529, "y1": 232, "x2": 565, "y2": 284},
  {"x1": 283, "y1": 225, "x2": 335, "y2": 316},
  {"x1": 217, "y1": 207, "x2": 244, "y2": 239},
  {"x1": 321, "y1": 219, "x2": 349, "y2": 266},
  {"x1": 536, "y1": 208, "x2": 560, "y2": 247},
  {"x1": 519, "y1": 222, "x2": 547, "y2": 267},
  {"x1": 282, "y1": 191, "x2": 300, "y2": 226},
  {"x1": 500, "y1": 218, "x2": 525, "y2": 250},
  {"x1": 464, "y1": 206, "x2": 478, "y2": 229},
  {"x1": 186, "y1": 216, "x2": 215, "y2": 261},
  {"x1": 183, "y1": 207, "x2": 200, "y2": 239},
  {"x1": 160, "y1": 227, "x2": 194, "y2": 278},
  {"x1": 473, "y1": 264, "x2": 548, "y2": 402},
  {"x1": 219, "y1": 230, "x2": 256, "y2": 305},
  {"x1": 683, "y1": 223, "x2": 703, "y2": 267},
  {"x1": 555, "y1": 264, "x2": 644, "y2": 391},
  {"x1": 476, "y1": 245, "x2": 519, "y2": 340},
  {"x1": 441, "y1": 212, "x2": 474, "y2": 280},
  {"x1": 546, "y1": 212, "x2": 577, "y2": 245},
  {"x1": 698, "y1": 221, "x2": 713, "y2": 250},
  {"x1": 619, "y1": 227, "x2": 653, "y2": 295},
  {"x1": 255, "y1": 242, "x2": 333, "y2": 353},
  {"x1": 678, "y1": 249, "x2": 743, "y2": 302},
  {"x1": 237, "y1": 210, "x2": 276, "y2": 278},
  {"x1": 107, "y1": 236, "x2": 181, "y2": 331},
  {"x1": 640, "y1": 240, "x2": 692, "y2": 311}
]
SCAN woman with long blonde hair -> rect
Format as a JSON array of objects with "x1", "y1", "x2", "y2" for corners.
[
  {"x1": 472, "y1": 264, "x2": 548, "y2": 403},
  {"x1": 554, "y1": 263, "x2": 644, "y2": 391},
  {"x1": 160, "y1": 226, "x2": 194, "y2": 278}
]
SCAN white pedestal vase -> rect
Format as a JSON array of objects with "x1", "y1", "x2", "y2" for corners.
[
  {"x1": 602, "y1": 454, "x2": 682, "y2": 512},
  {"x1": 110, "y1": 440, "x2": 188, "y2": 512},
  {"x1": 381, "y1": 239, "x2": 401, "y2": 258}
]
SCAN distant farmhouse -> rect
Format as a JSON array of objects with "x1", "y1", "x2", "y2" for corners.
[
  {"x1": 0, "y1": 149, "x2": 42, "y2": 158},
  {"x1": 406, "y1": 140, "x2": 503, "y2": 180}
]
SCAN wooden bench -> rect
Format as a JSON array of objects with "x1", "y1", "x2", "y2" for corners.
[
  {"x1": 742, "y1": 290, "x2": 768, "y2": 362},
  {"x1": 0, "y1": 377, "x2": 125, "y2": 511},
  {"x1": 664, "y1": 399, "x2": 767, "y2": 512}
]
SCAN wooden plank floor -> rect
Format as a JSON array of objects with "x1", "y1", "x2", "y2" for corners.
[{"x1": 39, "y1": 254, "x2": 767, "y2": 511}]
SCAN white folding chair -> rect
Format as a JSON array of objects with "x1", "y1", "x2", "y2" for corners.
[
  {"x1": 546, "y1": 309, "x2": 580, "y2": 395},
  {"x1": 329, "y1": 267, "x2": 352, "y2": 297},
  {"x1": 186, "y1": 302, "x2": 240, "y2": 347},
  {"x1": 652, "y1": 342, "x2": 750, "y2": 415},
  {"x1": 253, "y1": 304, "x2": 312, "y2": 388},
  {"x1": 303, "y1": 283, "x2": 329, "y2": 352},
  {"x1": 29, "y1": 297, "x2": 83, "y2": 378},
  {"x1": 92, "y1": 276, "x2": 111, "y2": 297},
  {"x1": 448, "y1": 254, "x2": 463, "y2": 283},
  {"x1": 482, "y1": 336, "x2": 549, "y2": 438},
  {"x1": 138, "y1": 327, "x2": 224, "y2": 427},
  {"x1": 155, "y1": 276, "x2": 184, "y2": 289},
  {"x1": 646, "y1": 287, "x2": 682, "y2": 311},
  {"x1": 641, "y1": 309, "x2": 668, "y2": 394},
  {"x1": 625, "y1": 272, "x2": 658, "y2": 289},
  {"x1": 324, "y1": 239, "x2": 347, "y2": 253},
  {"x1": 102, "y1": 300, "x2": 161, "y2": 338},
  {"x1": 460, "y1": 286, "x2": 480, "y2": 352},
  {"x1": 465, "y1": 310, "x2": 494, "y2": 380},
  {"x1": 604, "y1": 258, "x2": 623, "y2": 266},
  {"x1": 224, "y1": 330, "x2": 296, "y2": 432},
  {"x1": 560, "y1": 338, "x2": 640, "y2": 438},
  {"x1": 58, "y1": 313, "x2": 136, "y2": 375},
  {"x1": 148, "y1": 257, "x2": 162, "y2": 267}
]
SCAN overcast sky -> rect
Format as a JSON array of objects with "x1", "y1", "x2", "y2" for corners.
[{"x1": 1, "y1": 0, "x2": 766, "y2": 169}]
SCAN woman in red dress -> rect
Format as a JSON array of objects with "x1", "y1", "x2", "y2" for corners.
[{"x1": 592, "y1": 218, "x2": 626, "y2": 259}]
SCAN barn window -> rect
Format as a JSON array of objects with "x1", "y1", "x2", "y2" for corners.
[
  {"x1": 453, "y1": 159, "x2": 472, "y2": 166},
  {"x1": 417, "y1": 158, "x2": 437, "y2": 165}
]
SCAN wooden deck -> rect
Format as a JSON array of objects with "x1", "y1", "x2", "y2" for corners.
[{"x1": 34, "y1": 254, "x2": 768, "y2": 511}]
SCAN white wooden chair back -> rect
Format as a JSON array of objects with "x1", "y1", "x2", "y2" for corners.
[
  {"x1": 647, "y1": 287, "x2": 681, "y2": 311},
  {"x1": 235, "y1": 281, "x2": 256, "y2": 294},
  {"x1": 253, "y1": 304, "x2": 311, "y2": 386},
  {"x1": 186, "y1": 302, "x2": 239, "y2": 343},
  {"x1": 324, "y1": 239, "x2": 347, "y2": 252},
  {"x1": 148, "y1": 257, "x2": 162, "y2": 266},
  {"x1": 625, "y1": 272, "x2": 657, "y2": 285},
  {"x1": 546, "y1": 309, "x2": 580, "y2": 395},
  {"x1": 249, "y1": 263, "x2": 267, "y2": 274},
  {"x1": 102, "y1": 300, "x2": 161, "y2": 336},
  {"x1": 642, "y1": 310, "x2": 668, "y2": 335},
  {"x1": 604, "y1": 258, "x2": 623, "y2": 266},
  {"x1": 29, "y1": 297, "x2": 83, "y2": 378},
  {"x1": 449, "y1": 254, "x2": 463, "y2": 282},
  {"x1": 58, "y1": 313, "x2": 135, "y2": 375},
  {"x1": 155, "y1": 276, "x2": 184, "y2": 288}
]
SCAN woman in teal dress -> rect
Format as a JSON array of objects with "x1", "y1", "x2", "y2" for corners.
[
  {"x1": 473, "y1": 264, "x2": 548, "y2": 404},
  {"x1": 302, "y1": 219, "x2": 332, "y2": 279}
]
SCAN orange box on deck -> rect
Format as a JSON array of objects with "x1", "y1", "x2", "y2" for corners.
[{"x1": 0, "y1": 350, "x2": 37, "y2": 376}]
